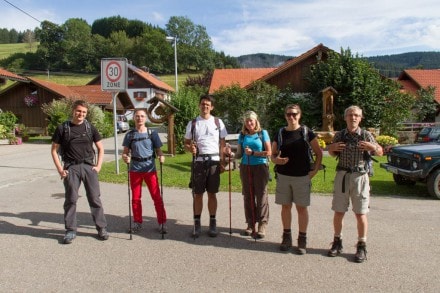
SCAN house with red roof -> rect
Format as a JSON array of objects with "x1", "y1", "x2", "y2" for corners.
[
  {"x1": 0, "y1": 65, "x2": 175, "y2": 133},
  {"x1": 397, "y1": 69, "x2": 440, "y2": 121},
  {"x1": 209, "y1": 44, "x2": 331, "y2": 94}
]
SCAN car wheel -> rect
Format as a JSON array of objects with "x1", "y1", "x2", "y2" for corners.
[
  {"x1": 392, "y1": 174, "x2": 416, "y2": 186},
  {"x1": 427, "y1": 169, "x2": 440, "y2": 199}
]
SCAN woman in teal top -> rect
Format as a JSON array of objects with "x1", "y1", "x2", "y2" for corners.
[{"x1": 236, "y1": 111, "x2": 272, "y2": 238}]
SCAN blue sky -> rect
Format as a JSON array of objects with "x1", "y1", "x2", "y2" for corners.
[{"x1": 1, "y1": 0, "x2": 439, "y2": 57}]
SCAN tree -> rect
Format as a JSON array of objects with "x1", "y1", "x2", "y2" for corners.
[
  {"x1": 414, "y1": 86, "x2": 437, "y2": 122},
  {"x1": 165, "y1": 16, "x2": 215, "y2": 72},
  {"x1": 168, "y1": 87, "x2": 205, "y2": 153},
  {"x1": 308, "y1": 48, "x2": 414, "y2": 133},
  {"x1": 35, "y1": 21, "x2": 65, "y2": 70},
  {"x1": 61, "y1": 18, "x2": 94, "y2": 71},
  {"x1": 91, "y1": 16, "x2": 129, "y2": 38},
  {"x1": 22, "y1": 29, "x2": 36, "y2": 51}
]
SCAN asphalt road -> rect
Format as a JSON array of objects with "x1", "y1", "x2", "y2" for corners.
[{"x1": 0, "y1": 135, "x2": 439, "y2": 292}]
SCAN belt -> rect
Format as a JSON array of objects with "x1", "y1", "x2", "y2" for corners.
[
  {"x1": 336, "y1": 166, "x2": 366, "y2": 173},
  {"x1": 131, "y1": 156, "x2": 153, "y2": 162},
  {"x1": 197, "y1": 154, "x2": 219, "y2": 159},
  {"x1": 337, "y1": 166, "x2": 367, "y2": 193}
]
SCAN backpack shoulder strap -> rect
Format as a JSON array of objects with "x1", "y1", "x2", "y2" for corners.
[
  {"x1": 276, "y1": 127, "x2": 284, "y2": 151},
  {"x1": 190, "y1": 118, "x2": 197, "y2": 141}
]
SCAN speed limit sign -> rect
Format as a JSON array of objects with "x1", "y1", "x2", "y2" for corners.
[{"x1": 101, "y1": 58, "x2": 128, "y2": 91}]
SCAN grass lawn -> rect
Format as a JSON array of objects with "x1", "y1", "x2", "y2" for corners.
[
  {"x1": 99, "y1": 152, "x2": 430, "y2": 199},
  {"x1": 0, "y1": 43, "x2": 38, "y2": 59}
]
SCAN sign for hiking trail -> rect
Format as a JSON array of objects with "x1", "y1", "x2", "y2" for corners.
[{"x1": 101, "y1": 58, "x2": 128, "y2": 92}]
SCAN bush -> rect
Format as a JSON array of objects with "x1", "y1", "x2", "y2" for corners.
[
  {"x1": 41, "y1": 98, "x2": 113, "y2": 138},
  {"x1": 376, "y1": 135, "x2": 399, "y2": 146},
  {"x1": 0, "y1": 111, "x2": 18, "y2": 134}
]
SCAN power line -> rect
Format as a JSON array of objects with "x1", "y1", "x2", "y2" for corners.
[{"x1": 2, "y1": 0, "x2": 41, "y2": 24}]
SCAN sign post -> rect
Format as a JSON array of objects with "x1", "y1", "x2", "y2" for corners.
[{"x1": 101, "y1": 58, "x2": 128, "y2": 174}]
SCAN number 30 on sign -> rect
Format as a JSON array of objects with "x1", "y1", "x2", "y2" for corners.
[{"x1": 101, "y1": 58, "x2": 127, "y2": 91}]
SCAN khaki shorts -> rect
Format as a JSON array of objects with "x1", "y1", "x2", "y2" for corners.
[
  {"x1": 275, "y1": 173, "x2": 311, "y2": 207},
  {"x1": 332, "y1": 171, "x2": 370, "y2": 214}
]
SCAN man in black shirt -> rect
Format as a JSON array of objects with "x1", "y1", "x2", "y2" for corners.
[{"x1": 51, "y1": 100, "x2": 109, "y2": 244}]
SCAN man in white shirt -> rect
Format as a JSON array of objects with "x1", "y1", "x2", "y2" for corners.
[{"x1": 184, "y1": 95, "x2": 228, "y2": 238}]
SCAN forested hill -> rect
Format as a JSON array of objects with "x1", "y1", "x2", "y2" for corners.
[{"x1": 237, "y1": 52, "x2": 440, "y2": 78}]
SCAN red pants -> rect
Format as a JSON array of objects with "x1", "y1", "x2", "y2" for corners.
[{"x1": 129, "y1": 171, "x2": 166, "y2": 224}]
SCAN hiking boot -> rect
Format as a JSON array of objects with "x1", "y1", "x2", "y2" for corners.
[
  {"x1": 328, "y1": 237, "x2": 343, "y2": 257},
  {"x1": 296, "y1": 235, "x2": 307, "y2": 255},
  {"x1": 128, "y1": 222, "x2": 142, "y2": 234},
  {"x1": 158, "y1": 224, "x2": 168, "y2": 234},
  {"x1": 279, "y1": 232, "x2": 292, "y2": 251},
  {"x1": 98, "y1": 228, "x2": 109, "y2": 241},
  {"x1": 257, "y1": 222, "x2": 267, "y2": 239},
  {"x1": 241, "y1": 225, "x2": 253, "y2": 236},
  {"x1": 63, "y1": 231, "x2": 76, "y2": 244},
  {"x1": 208, "y1": 218, "x2": 218, "y2": 237},
  {"x1": 354, "y1": 241, "x2": 367, "y2": 263},
  {"x1": 193, "y1": 219, "x2": 201, "y2": 238}
]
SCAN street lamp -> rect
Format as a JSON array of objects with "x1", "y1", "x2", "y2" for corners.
[{"x1": 166, "y1": 36, "x2": 178, "y2": 92}]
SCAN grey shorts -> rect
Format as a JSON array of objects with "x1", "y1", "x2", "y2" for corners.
[
  {"x1": 332, "y1": 171, "x2": 370, "y2": 214},
  {"x1": 275, "y1": 173, "x2": 311, "y2": 207}
]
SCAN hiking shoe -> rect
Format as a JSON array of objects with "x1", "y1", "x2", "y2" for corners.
[
  {"x1": 63, "y1": 231, "x2": 76, "y2": 244},
  {"x1": 328, "y1": 237, "x2": 343, "y2": 257},
  {"x1": 128, "y1": 222, "x2": 142, "y2": 234},
  {"x1": 296, "y1": 235, "x2": 307, "y2": 255},
  {"x1": 257, "y1": 222, "x2": 267, "y2": 239},
  {"x1": 279, "y1": 232, "x2": 292, "y2": 251},
  {"x1": 193, "y1": 219, "x2": 201, "y2": 238},
  {"x1": 241, "y1": 225, "x2": 253, "y2": 236},
  {"x1": 158, "y1": 224, "x2": 168, "y2": 234},
  {"x1": 208, "y1": 218, "x2": 218, "y2": 237},
  {"x1": 354, "y1": 241, "x2": 367, "y2": 263},
  {"x1": 98, "y1": 228, "x2": 109, "y2": 241}
]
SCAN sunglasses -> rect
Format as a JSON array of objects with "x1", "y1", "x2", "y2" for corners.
[{"x1": 285, "y1": 112, "x2": 299, "y2": 117}]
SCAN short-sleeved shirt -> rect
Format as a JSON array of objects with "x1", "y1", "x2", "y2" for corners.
[
  {"x1": 273, "y1": 126, "x2": 316, "y2": 177},
  {"x1": 332, "y1": 128, "x2": 376, "y2": 169},
  {"x1": 52, "y1": 121, "x2": 101, "y2": 163},
  {"x1": 122, "y1": 129, "x2": 162, "y2": 172},
  {"x1": 184, "y1": 116, "x2": 228, "y2": 162},
  {"x1": 238, "y1": 130, "x2": 270, "y2": 166}
]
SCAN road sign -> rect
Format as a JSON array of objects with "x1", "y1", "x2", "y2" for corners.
[{"x1": 101, "y1": 58, "x2": 128, "y2": 91}]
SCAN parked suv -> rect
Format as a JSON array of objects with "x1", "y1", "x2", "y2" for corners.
[
  {"x1": 117, "y1": 115, "x2": 129, "y2": 133},
  {"x1": 416, "y1": 126, "x2": 440, "y2": 143},
  {"x1": 380, "y1": 140, "x2": 440, "y2": 199}
]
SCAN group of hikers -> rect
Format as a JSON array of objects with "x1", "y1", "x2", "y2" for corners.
[{"x1": 50, "y1": 95, "x2": 383, "y2": 264}]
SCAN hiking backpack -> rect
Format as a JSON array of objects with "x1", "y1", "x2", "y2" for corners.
[{"x1": 58, "y1": 119, "x2": 94, "y2": 163}]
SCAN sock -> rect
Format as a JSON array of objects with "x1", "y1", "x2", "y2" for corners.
[
  {"x1": 283, "y1": 229, "x2": 291, "y2": 234},
  {"x1": 334, "y1": 234, "x2": 342, "y2": 239},
  {"x1": 358, "y1": 236, "x2": 367, "y2": 243},
  {"x1": 210, "y1": 215, "x2": 216, "y2": 219},
  {"x1": 299, "y1": 232, "x2": 307, "y2": 238},
  {"x1": 194, "y1": 215, "x2": 201, "y2": 220}
]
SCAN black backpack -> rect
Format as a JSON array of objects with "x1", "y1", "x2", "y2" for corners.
[{"x1": 58, "y1": 120, "x2": 94, "y2": 163}]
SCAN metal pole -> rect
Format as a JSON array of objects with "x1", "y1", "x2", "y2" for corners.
[
  {"x1": 174, "y1": 37, "x2": 178, "y2": 92},
  {"x1": 112, "y1": 92, "x2": 120, "y2": 174}
]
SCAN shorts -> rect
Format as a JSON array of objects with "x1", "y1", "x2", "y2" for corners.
[
  {"x1": 275, "y1": 173, "x2": 311, "y2": 207},
  {"x1": 191, "y1": 160, "x2": 220, "y2": 194},
  {"x1": 332, "y1": 171, "x2": 370, "y2": 214}
]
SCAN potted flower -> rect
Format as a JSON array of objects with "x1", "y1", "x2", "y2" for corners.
[{"x1": 24, "y1": 94, "x2": 39, "y2": 107}]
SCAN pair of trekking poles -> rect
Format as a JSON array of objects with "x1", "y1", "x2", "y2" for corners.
[{"x1": 127, "y1": 160, "x2": 165, "y2": 240}]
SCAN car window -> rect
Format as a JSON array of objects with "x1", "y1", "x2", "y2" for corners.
[{"x1": 419, "y1": 128, "x2": 430, "y2": 135}]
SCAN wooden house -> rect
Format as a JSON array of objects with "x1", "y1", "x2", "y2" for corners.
[
  {"x1": 0, "y1": 65, "x2": 175, "y2": 133},
  {"x1": 209, "y1": 43, "x2": 331, "y2": 94}
]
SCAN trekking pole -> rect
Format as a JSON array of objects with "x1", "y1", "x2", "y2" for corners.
[
  {"x1": 247, "y1": 148, "x2": 257, "y2": 241},
  {"x1": 127, "y1": 162, "x2": 132, "y2": 240},
  {"x1": 160, "y1": 161, "x2": 165, "y2": 240},
  {"x1": 228, "y1": 148, "x2": 232, "y2": 236},
  {"x1": 191, "y1": 147, "x2": 197, "y2": 240}
]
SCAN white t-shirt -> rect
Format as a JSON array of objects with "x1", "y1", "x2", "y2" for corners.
[{"x1": 184, "y1": 115, "x2": 228, "y2": 161}]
